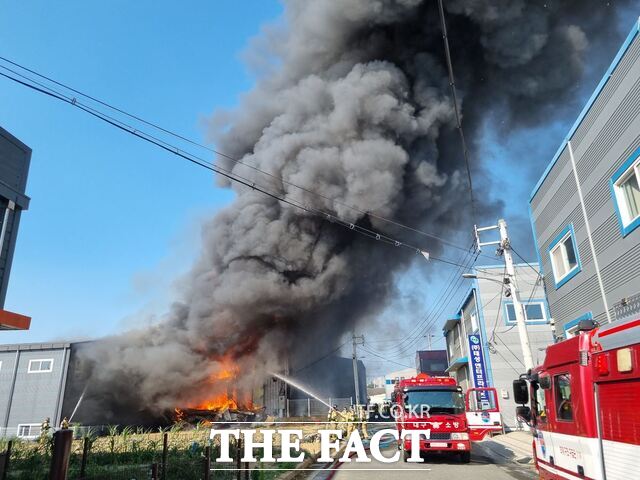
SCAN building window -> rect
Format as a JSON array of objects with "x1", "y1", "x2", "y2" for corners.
[
  {"x1": 548, "y1": 224, "x2": 581, "y2": 288},
  {"x1": 554, "y1": 374, "x2": 573, "y2": 421},
  {"x1": 504, "y1": 301, "x2": 547, "y2": 325},
  {"x1": 470, "y1": 312, "x2": 478, "y2": 333},
  {"x1": 28, "y1": 358, "x2": 54, "y2": 373},
  {"x1": 565, "y1": 324, "x2": 581, "y2": 339},
  {"x1": 17, "y1": 424, "x2": 41, "y2": 439},
  {"x1": 611, "y1": 147, "x2": 640, "y2": 236}
]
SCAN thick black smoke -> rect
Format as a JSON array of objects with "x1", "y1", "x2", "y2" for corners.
[{"x1": 82, "y1": 0, "x2": 631, "y2": 415}]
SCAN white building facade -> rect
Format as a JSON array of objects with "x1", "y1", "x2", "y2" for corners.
[{"x1": 443, "y1": 263, "x2": 554, "y2": 430}]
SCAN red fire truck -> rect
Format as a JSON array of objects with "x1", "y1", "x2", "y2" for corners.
[
  {"x1": 393, "y1": 373, "x2": 501, "y2": 462},
  {"x1": 513, "y1": 316, "x2": 640, "y2": 480}
]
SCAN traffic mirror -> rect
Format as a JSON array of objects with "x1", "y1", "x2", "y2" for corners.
[
  {"x1": 513, "y1": 379, "x2": 529, "y2": 404},
  {"x1": 516, "y1": 405, "x2": 532, "y2": 424}
]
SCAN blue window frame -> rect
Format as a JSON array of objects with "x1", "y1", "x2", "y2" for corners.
[
  {"x1": 610, "y1": 146, "x2": 640, "y2": 237},
  {"x1": 548, "y1": 224, "x2": 581, "y2": 289},
  {"x1": 503, "y1": 299, "x2": 549, "y2": 325}
]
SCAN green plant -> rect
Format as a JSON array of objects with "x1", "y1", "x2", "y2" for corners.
[
  {"x1": 170, "y1": 422, "x2": 185, "y2": 433},
  {"x1": 107, "y1": 424, "x2": 119, "y2": 456}
]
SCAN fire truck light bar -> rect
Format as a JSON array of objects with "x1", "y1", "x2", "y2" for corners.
[{"x1": 406, "y1": 376, "x2": 456, "y2": 385}]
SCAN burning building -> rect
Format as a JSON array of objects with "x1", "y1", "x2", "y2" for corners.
[
  {"x1": 69, "y1": 0, "x2": 635, "y2": 419},
  {"x1": 0, "y1": 339, "x2": 366, "y2": 433},
  {"x1": 261, "y1": 356, "x2": 367, "y2": 417}
]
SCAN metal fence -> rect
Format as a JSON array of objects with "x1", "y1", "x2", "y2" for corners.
[
  {"x1": 286, "y1": 397, "x2": 352, "y2": 417},
  {"x1": 0, "y1": 421, "x2": 332, "y2": 479},
  {"x1": 0, "y1": 426, "x2": 41, "y2": 440},
  {"x1": 0, "y1": 425, "x2": 111, "y2": 441},
  {"x1": 614, "y1": 291, "x2": 640, "y2": 321},
  {"x1": 0, "y1": 428, "x2": 297, "y2": 480}
]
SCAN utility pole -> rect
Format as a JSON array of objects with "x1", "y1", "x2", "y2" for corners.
[
  {"x1": 351, "y1": 333, "x2": 365, "y2": 405},
  {"x1": 424, "y1": 331, "x2": 434, "y2": 350},
  {"x1": 474, "y1": 219, "x2": 534, "y2": 371}
]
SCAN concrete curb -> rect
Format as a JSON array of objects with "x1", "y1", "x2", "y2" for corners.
[
  {"x1": 474, "y1": 433, "x2": 534, "y2": 466},
  {"x1": 289, "y1": 444, "x2": 347, "y2": 480}
]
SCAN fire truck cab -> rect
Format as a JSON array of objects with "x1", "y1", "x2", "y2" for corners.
[
  {"x1": 513, "y1": 315, "x2": 640, "y2": 480},
  {"x1": 393, "y1": 373, "x2": 472, "y2": 462}
]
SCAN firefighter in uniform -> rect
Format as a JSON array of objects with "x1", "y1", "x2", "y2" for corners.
[
  {"x1": 38, "y1": 417, "x2": 51, "y2": 447},
  {"x1": 345, "y1": 407, "x2": 356, "y2": 437},
  {"x1": 339, "y1": 407, "x2": 349, "y2": 438},
  {"x1": 60, "y1": 417, "x2": 70, "y2": 429},
  {"x1": 358, "y1": 405, "x2": 369, "y2": 440},
  {"x1": 327, "y1": 405, "x2": 339, "y2": 440},
  {"x1": 41, "y1": 417, "x2": 51, "y2": 436}
]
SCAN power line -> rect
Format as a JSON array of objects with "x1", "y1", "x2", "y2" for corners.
[
  {"x1": 360, "y1": 346, "x2": 415, "y2": 370},
  {"x1": 399, "y1": 249, "x2": 480, "y2": 345},
  {"x1": 294, "y1": 341, "x2": 348, "y2": 374},
  {"x1": 437, "y1": 0, "x2": 476, "y2": 223},
  {"x1": 489, "y1": 265, "x2": 507, "y2": 342},
  {"x1": 0, "y1": 55, "x2": 494, "y2": 259},
  {"x1": 489, "y1": 344, "x2": 523, "y2": 376},
  {"x1": 368, "y1": 264, "x2": 475, "y2": 358},
  {"x1": 379, "y1": 258, "x2": 476, "y2": 355},
  {"x1": 500, "y1": 266, "x2": 543, "y2": 335},
  {"x1": 372, "y1": 246, "x2": 478, "y2": 355},
  {"x1": 510, "y1": 246, "x2": 542, "y2": 276},
  {"x1": 0, "y1": 66, "x2": 480, "y2": 271},
  {"x1": 378, "y1": 246, "x2": 474, "y2": 350},
  {"x1": 492, "y1": 334, "x2": 526, "y2": 369}
]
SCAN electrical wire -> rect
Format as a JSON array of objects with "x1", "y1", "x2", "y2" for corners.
[
  {"x1": 402, "y1": 251, "x2": 480, "y2": 341},
  {"x1": 489, "y1": 265, "x2": 507, "y2": 342},
  {"x1": 0, "y1": 56, "x2": 495, "y2": 364},
  {"x1": 379, "y1": 246, "x2": 475, "y2": 350},
  {"x1": 499, "y1": 267, "x2": 543, "y2": 335},
  {"x1": 360, "y1": 346, "x2": 415, "y2": 369},
  {"x1": 386, "y1": 262, "x2": 476, "y2": 354},
  {"x1": 368, "y1": 271, "x2": 474, "y2": 358},
  {"x1": 0, "y1": 66, "x2": 480, "y2": 271},
  {"x1": 0, "y1": 55, "x2": 497, "y2": 260},
  {"x1": 437, "y1": 0, "x2": 476, "y2": 224},
  {"x1": 490, "y1": 345, "x2": 524, "y2": 376},
  {"x1": 372, "y1": 246, "x2": 479, "y2": 355},
  {"x1": 492, "y1": 334, "x2": 526, "y2": 369},
  {"x1": 293, "y1": 341, "x2": 349, "y2": 374},
  {"x1": 510, "y1": 246, "x2": 542, "y2": 276}
]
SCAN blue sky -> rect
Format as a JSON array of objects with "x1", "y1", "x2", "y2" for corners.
[
  {"x1": 0, "y1": 0, "x2": 283, "y2": 343},
  {"x1": 0, "y1": 2, "x2": 633, "y2": 376}
]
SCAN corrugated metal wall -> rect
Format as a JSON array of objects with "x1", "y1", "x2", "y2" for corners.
[
  {"x1": 0, "y1": 128, "x2": 31, "y2": 309},
  {"x1": 530, "y1": 29, "x2": 640, "y2": 333},
  {"x1": 0, "y1": 344, "x2": 70, "y2": 436}
]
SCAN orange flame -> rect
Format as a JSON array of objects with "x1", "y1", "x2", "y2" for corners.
[
  {"x1": 193, "y1": 393, "x2": 239, "y2": 411},
  {"x1": 182, "y1": 355, "x2": 255, "y2": 412}
]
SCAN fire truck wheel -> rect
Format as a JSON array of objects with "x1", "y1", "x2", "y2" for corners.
[{"x1": 459, "y1": 451, "x2": 471, "y2": 463}]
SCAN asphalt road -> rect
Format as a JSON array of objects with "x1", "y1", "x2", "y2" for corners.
[{"x1": 311, "y1": 444, "x2": 535, "y2": 480}]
